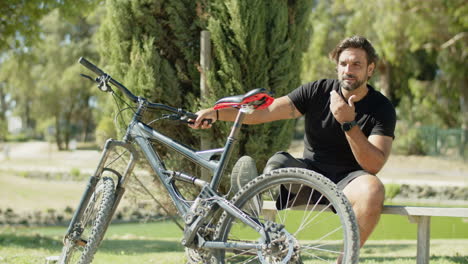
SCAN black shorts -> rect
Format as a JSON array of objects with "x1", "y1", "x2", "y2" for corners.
[
  {"x1": 264, "y1": 151, "x2": 371, "y2": 211},
  {"x1": 263, "y1": 151, "x2": 368, "y2": 185}
]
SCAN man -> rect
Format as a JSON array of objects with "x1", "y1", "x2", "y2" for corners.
[{"x1": 190, "y1": 36, "x2": 396, "y2": 250}]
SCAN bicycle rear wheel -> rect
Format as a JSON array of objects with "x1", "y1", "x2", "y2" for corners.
[
  {"x1": 214, "y1": 168, "x2": 359, "y2": 264},
  {"x1": 59, "y1": 176, "x2": 115, "y2": 264}
]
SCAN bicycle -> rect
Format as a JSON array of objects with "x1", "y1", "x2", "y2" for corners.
[{"x1": 58, "y1": 57, "x2": 360, "y2": 264}]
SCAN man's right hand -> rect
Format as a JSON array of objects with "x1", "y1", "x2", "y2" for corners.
[
  {"x1": 189, "y1": 95, "x2": 301, "y2": 129},
  {"x1": 188, "y1": 108, "x2": 217, "y2": 129}
]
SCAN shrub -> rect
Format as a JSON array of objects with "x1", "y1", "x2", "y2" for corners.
[
  {"x1": 393, "y1": 122, "x2": 429, "y2": 155},
  {"x1": 95, "y1": 117, "x2": 117, "y2": 147},
  {"x1": 70, "y1": 168, "x2": 81, "y2": 179},
  {"x1": 385, "y1": 183, "x2": 401, "y2": 200}
]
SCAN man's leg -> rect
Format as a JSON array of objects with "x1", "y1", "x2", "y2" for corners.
[
  {"x1": 263, "y1": 151, "x2": 309, "y2": 173},
  {"x1": 341, "y1": 174, "x2": 385, "y2": 247}
]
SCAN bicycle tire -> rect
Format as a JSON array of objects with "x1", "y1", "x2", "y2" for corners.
[
  {"x1": 214, "y1": 168, "x2": 359, "y2": 264},
  {"x1": 59, "y1": 176, "x2": 116, "y2": 264}
]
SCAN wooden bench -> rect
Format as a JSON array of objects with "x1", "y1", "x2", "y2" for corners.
[{"x1": 262, "y1": 201, "x2": 468, "y2": 264}]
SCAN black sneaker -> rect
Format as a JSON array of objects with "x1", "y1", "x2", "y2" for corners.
[
  {"x1": 230, "y1": 156, "x2": 262, "y2": 217},
  {"x1": 230, "y1": 156, "x2": 258, "y2": 196}
]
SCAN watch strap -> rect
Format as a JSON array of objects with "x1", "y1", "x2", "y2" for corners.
[{"x1": 342, "y1": 120, "x2": 357, "y2": 132}]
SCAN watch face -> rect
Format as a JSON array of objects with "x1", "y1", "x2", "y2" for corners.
[{"x1": 342, "y1": 121, "x2": 356, "y2": 131}]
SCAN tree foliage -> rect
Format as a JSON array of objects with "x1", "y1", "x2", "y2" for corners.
[
  {"x1": 301, "y1": 0, "x2": 467, "y2": 130},
  {"x1": 207, "y1": 0, "x2": 313, "y2": 167},
  {"x1": 97, "y1": 0, "x2": 313, "y2": 171},
  {"x1": 0, "y1": 9, "x2": 100, "y2": 149},
  {"x1": 0, "y1": 0, "x2": 99, "y2": 51},
  {"x1": 1, "y1": 0, "x2": 465, "y2": 159}
]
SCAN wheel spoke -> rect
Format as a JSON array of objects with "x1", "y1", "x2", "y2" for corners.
[
  {"x1": 294, "y1": 201, "x2": 333, "y2": 235},
  {"x1": 294, "y1": 189, "x2": 319, "y2": 235},
  {"x1": 302, "y1": 243, "x2": 343, "y2": 254},
  {"x1": 215, "y1": 169, "x2": 359, "y2": 264},
  {"x1": 301, "y1": 250, "x2": 336, "y2": 263}
]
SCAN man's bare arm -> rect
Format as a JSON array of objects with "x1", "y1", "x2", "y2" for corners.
[
  {"x1": 242, "y1": 96, "x2": 302, "y2": 124},
  {"x1": 345, "y1": 130, "x2": 393, "y2": 174},
  {"x1": 190, "y1": 96, "x2": 302, "y2": 129}
]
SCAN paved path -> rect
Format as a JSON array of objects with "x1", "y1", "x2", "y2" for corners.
[
  {"x1": 0, "y1": 141, "x2": 101, "y2": 174},
  {"x1": 1, "y1": 141, "x2": 467, "y2": 187}
]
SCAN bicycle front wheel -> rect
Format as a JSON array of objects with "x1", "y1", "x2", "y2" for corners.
[
  {"x1": 215, "y1": 168, "x2": 359, "y2": 264},
  {"x1": 59, "y1": 176, "x2": 116, "y2": 264}
]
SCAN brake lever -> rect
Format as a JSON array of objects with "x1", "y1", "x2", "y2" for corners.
[
  {"x1": 80, "y1": 74, "x2": 97, "y2": 83},
  {"x1": 163, "y1": 114, "x2": 182, "y2": 121},
  {"x1": 185, "y1": 118, "x2": 213, "y2": 125},
  {"x1": 161, "y1": 114, "x2": 193, "y2": 124},
  {"x1": 80, "y1": 73, "x2": 112, "y2": 93},
  {"x1": 180, "y1": 115, "x2": 198, "y2": 125},
  {"x1": 163, "y1": 114, "x2": 212, "y2": 125}
]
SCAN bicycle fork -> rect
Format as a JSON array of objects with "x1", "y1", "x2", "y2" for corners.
[{"x1": 63, "y1": 139, "x2": 139, "y2": 244}]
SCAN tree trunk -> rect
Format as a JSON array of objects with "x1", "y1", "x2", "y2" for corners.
[
  {"x1": 55, "y1": 115, "x2": 64, "y2": 150},
  {"x1": 64, "y1": 109, "x2": 74, "y2": 151},
  {"x1": 377, "y1": 59, "x2": 392, "y2": 100},
  {"x1": 24, "y1": 96, "x2": 35, "y2": 132},
  {"x1": 0, "y1": 84, "x2": 7, "y2": 141},
  {"x1": 460, "y1": 77, "x2": 468, "y2": 131},
  {"x1": 83, "y1": 108, "x2": 92, "y2": 142},
  {"x1": 460, "y1": 76, "x2": 468, "y2": 158},
  {"x1": 200, "y1": 30, "x2": 212, "y2": 181},
  {"x1": 0, "y1": 84, "x2": 7, "y2": 122}
]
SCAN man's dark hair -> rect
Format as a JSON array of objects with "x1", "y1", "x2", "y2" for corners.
[{"x1": 329, "y1": 36, "x2": 379, "y2": 66}]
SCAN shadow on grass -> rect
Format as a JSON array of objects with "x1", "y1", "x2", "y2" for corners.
[
  {"x1": 2, "y1": 233, "x2": 467, "y2": 263},
  {"x1": 0, "y1": 233, "x2": 183, "y2": 254},
  {"x1": 0, "y1": 232, "x2": 62, "y2": 250},
  {"x1": 98, "y1": 239, "x2": 183, "y2": 254},
  {"x1": 359, "y1": 256, "x2": 468, "y2": 263},
  {"x1": 361, "y1": 243, "x2": 414, "y2": 253}
]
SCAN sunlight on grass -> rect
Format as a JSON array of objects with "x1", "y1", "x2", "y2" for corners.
[
  {"x1": 1, "y1": 218, "x2": 467, "y2": 263},
  {"x1": 1, "y1": 223, "x2": 467, "y2": 263}
]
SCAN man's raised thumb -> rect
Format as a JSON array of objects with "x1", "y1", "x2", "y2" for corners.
[{"x1": 348, "y1": 95, "x2": 356, "y2": 107}]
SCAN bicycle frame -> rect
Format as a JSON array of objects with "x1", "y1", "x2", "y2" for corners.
[
  {"x1": 65, "y1": 97, "x2": 266, "y2": 251},
  {"x1": 62, "y1": 58, "x2": 360, "y2": 263}
]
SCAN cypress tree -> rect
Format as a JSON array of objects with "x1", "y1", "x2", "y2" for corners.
[
  {"x1": 97, "y1": 0, "x2": 204, "y2": 170},
  {"x1": 98, "y1": 0, "x2": 312, "y2": 176},
  {"x1": 207, "y1": 0, "x2": 313, "y2": 167}
]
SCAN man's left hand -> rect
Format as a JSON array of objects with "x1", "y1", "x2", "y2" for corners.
[{"x1": 330, "y1": 90, "x2": 356, "y2": 124}]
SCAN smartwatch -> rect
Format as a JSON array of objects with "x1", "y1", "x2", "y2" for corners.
[{"x1": 342, "y1": 120, "x2": 357, "y2": 132}]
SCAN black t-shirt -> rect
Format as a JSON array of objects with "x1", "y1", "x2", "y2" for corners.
[{"x1": 288, "y1": 79, "x2": 396, "y2": 172}]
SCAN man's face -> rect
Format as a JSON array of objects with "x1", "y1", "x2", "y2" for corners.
[{"x1": 337, "y1": 48, "x2": 375, "y2": 91}]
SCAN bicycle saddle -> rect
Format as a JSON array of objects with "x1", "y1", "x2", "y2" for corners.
[{"x1": 213, "y1": 88, "x2": 274, "y2": 110}]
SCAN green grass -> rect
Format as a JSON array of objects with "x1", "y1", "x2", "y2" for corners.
[
  {"x1": 0, "y1": 223, "x2": 186, "y2": 264},
  {"x1": 229, "y1": 210, "x2": 468, "y2": 240},
  {"x1": 1, "y1": 167, "x2": 467, "y2": 263},
  {"x1": 0, "y1": 173, "x2": 85, "y2": 213},
  {"x1": 1, "y1": 220, "x2": 467, "y2": 264},
  {"x1": 371, "y1": 214, "x2": 468, "y2": 240}
]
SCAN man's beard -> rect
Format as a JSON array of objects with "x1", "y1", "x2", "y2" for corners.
[{"x1": 339, "y1": 74, "x2": 366, "y2": 91}]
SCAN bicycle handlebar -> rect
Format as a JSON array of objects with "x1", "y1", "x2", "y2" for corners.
[
  {"x1": 79, "y1": 57, "x2": 139, "y2": 103},
  {"x1": 78, "y1": 57, "x2": 105, "y2": 76},
  {"x1": 78, "y1": 57, "x2": 204, "y2": 122}
]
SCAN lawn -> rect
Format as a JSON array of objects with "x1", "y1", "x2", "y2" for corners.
[
  {"x1": 1, "y1": 150, "x2": 467, "y2": 263},
  {"x1": 1, "y1": 220, "x2": 467, "y2": 264},
  {"x1": 0, "y1": 173, "x2": 85, "y2": 214}
]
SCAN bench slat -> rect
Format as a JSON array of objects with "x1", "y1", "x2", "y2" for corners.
[
  {"x1": 262, "y1": 201, "x2": 468, "y2": 218},
  {"x1": 382, "y1": 205, "x2": 468, "y2": 217}
]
